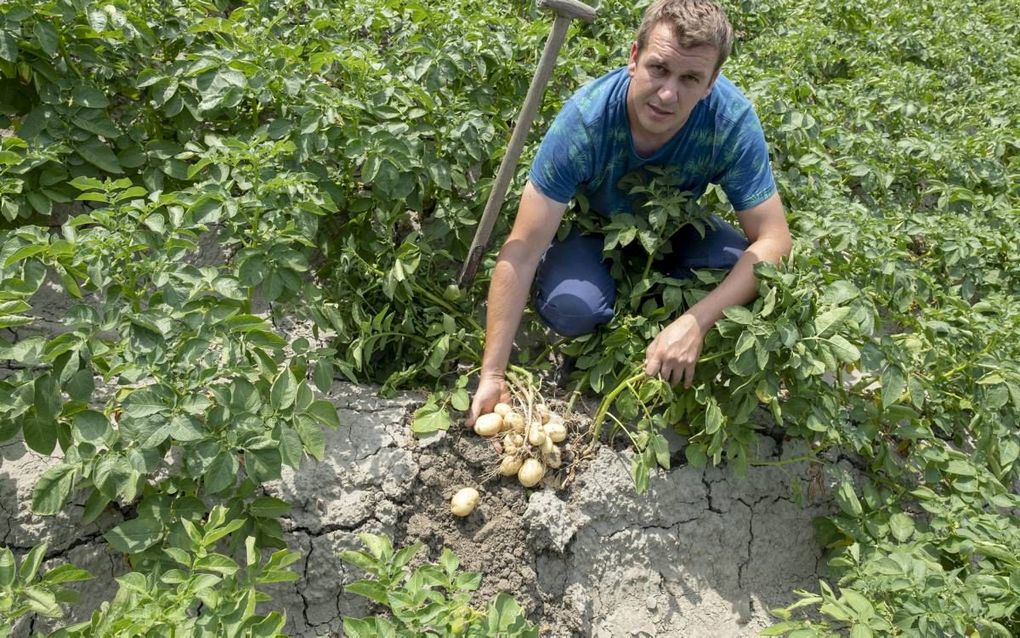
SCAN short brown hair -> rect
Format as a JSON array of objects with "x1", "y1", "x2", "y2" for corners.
[{"x1": 635, "y1": 0, "x2": 734, "y2": 71}]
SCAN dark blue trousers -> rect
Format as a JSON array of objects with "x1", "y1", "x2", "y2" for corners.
[{"x1": 533, "y1": 216, "x2": 748, "y2": 337}]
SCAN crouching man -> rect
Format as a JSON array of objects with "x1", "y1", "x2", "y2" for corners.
[{"x1": 468, "y1": 0, "x2": 792, "y2": 424}]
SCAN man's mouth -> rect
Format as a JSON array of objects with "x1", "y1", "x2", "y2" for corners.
[{"x1": 647, "y1": 103, "x2": 673, "y2": 117}]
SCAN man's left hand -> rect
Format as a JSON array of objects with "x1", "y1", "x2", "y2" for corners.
[{"x1": 644, "y1": 313, "x2": 706, "y2": 388}]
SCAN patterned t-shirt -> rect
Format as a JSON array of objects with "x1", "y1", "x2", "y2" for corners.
[{"x1": 528, "y1": 67, "x2": 776, "y2": 216}]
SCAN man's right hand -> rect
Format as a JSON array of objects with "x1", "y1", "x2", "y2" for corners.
[
  {"x1": 466, "y1": 374, "x2": 510, "y2": 427},
  {"x1": 468, "y1": 182, "x2": 566, "y2": 428}
]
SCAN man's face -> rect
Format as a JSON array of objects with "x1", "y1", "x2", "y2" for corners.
[{"x1": 626, "y1": 22, "x2": 720, "y2": 151}]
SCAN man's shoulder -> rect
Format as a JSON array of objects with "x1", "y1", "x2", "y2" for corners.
[
  {"x1": 703, "y1": 74, "x2": 758, "y2": 126},
  {"x1": 563, "y1": 67, "x2": 629, "y2": 130}
]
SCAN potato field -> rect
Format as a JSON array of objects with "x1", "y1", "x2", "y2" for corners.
[{"x1": 0, "y1": 0, "x2": 1018, "y2": 636}]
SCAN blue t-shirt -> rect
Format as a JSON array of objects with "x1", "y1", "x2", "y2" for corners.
[{"x1": 528, "y1": 67, "x2": 776, "y2": 216}]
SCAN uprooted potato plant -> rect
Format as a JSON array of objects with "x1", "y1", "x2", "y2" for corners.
[{"x1": 1, "y1": 0, "x2": 1019, "y2": 635}]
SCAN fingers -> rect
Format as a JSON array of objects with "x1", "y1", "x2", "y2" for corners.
[
  {"x1": 647, "y1": 356, "x2": 697, "y2": 387},
  {"x1": 644, "y1": 356, "x2": 660, "y2": 378},
  {"x1": 682, "y1": 360, "x2": 696, "y2": 389}
]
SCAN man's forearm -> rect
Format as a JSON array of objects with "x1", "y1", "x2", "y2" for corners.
[
  {"x1": 480, "y1": 244, "x2": 541, "y2": 378},
  {"x1": 686, "y1": 236, "x2": 790, "y2": 331}
]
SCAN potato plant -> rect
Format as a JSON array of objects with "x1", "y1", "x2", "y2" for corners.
[
  {"x1": 339, "y1": 533, "x2": 539, "y2": 637},
  {"x1": 0, "y1": 0, "x2": 1016, "y2": 634}
]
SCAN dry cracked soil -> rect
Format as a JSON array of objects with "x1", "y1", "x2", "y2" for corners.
[{"x1": 3, "y1": 378, "x2": 836, "y2": 637}]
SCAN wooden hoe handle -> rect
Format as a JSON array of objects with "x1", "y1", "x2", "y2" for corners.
[
  {"x1": 457, "y1": 0, "x2": 597, "y2": 287},
  {"x1": 539, "y1": 0, "x2": 598, "y2": 22}
]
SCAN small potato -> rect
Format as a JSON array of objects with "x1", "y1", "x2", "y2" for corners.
[
  {"x1": 518, "y1": 458, "x2": 545, "y2": 487},
  {"x1": 493, "y1": 403, "x2": 512, "y2": 417},
  {"x1": 543, "y1": 445, "x2": 562, "y2": 469},
  {"x1": 544, "y1": 421, "x2": 567, "y2": 443},
  {"x1": 545, "y1": 413, "x2": 564, "y2": 426},
  {"x1": 473, "y1": 413, "x2": 502, "y2": 437},
  {"x1": 504, "y1": 444, "x2": 518, "y2": 455},
  {"x1": 527, "y1": 423, "x2": 546, "y2": 447},
  {"x1": 499, "y1": 455, "x2": 523, "y2": 476},
  {"x1": 450, "y1": 488, "x2": 480, "y2": 516},
  {"x1": 536, "y1": 405, "x2": 552, "y2": 423},
  {"x1": 505, "y1": 412, "x2": 525, "y2": 433},
  {"x1": 511, "y1": 434, "x2": 525, "y2": 447},
  {"x1": 540, "y1": 435, "x2": 555, "y2": 455}
]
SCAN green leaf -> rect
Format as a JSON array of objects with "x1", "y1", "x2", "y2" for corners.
[
  {"x1": 169, "y1": 414, "x2": 205, "y2": 442},
  {"x1": 411, "y1": 396, "x2": 449, "y2": 433},
  {"x1": 313, "y1": 360, "x2": 334, "y2": 393},
  {"x1": 32, "y1": 464, "x2": 77, "y2": 515},
  {"x1": 3, "y1": 243, "x2": 48, "y2": 268},
  {"x1": 304, "y1": 399, "x2": 340, "y2": 429},
  {"x1": 33, "y1": 22, "x2": 59, "y2": 56},
  {"x1": 41, "y1": 564, "x2": 92, "y2": 585},
  {"x1": 836, "y1": 481, "x2": 863, "y2": 517},
  {"x1": 71, "y1": 85, "x2": 110, "y2": 109},
  {"x1": 23, "y1": 411, "x2": 57, "y2": 455},
  {"x1": 850, "y1": 626, "x2": 874, "y2": 638},
  {"x1": 73, "y1": 410, "x2": 110, "y2": 442},
  {"x1": 685, "y1": 443, "x2": 707, "y2": 467},
  {"x1": 19, "y1": 544, "x2": 47, "y2": 583},
  {"x1": 249, "y1": 496, "x2": 291, "y2": 518},
  {"x1": 722, "y1": 306, "x2": 754, "y2": 325},
  {"x1": 0, "y1": 31, "x2": 18, "y2": 63},
  {"x1": 75, "y1": 140, "x2": 123, "y2": 174},
  {"x1": 486, "y1": 592, "x2": 535, "y2": 634},
  {"x1": 827, "y1": 335, "x2": 861, "y2": 363},
  {"x1": 814, "y1": 307, "x2": 851, "y2": 337},
  {"x1": 123, "y1": 385, "x2": 174, "y2": 418},
  {"x1": 105, "y1": 517, "x2": 163, "y2": 554},
  {"x1": 270, "y1": 368, "x2": 298, "y2": 410},
  {"x1": 704, "y1": 401, "x2": 723, "y2": 435},
  {"x1": 295, "y1": 415, "x2": 326, "y2": 461},
  {"x1": 631, "y1": 453, "x2": 650, "y2": 494},
  {"x1": 450, "y1": 388, "x2": 470, "y2": 412},
  {"x1": 245, "y1": 446, "x2": 282, "y2": 483},
  {"x1": 841, "y1": 589, "x2": 874, "y2": 619},
  {"x1": 205, "y1": 452, "x2": 238, "y2": 494},
  {"x1": 65, "y1": 369, "x2": 95, "y2": 402},
  {"x1": 0, "y1": 547, "x2": 16, "y2": 587},
  {"x1": 880, "y1": 365, "x2": 907, "y2": 408},
  {"x1": 888, "y1": 512, "x2": 914, "y2": 542}
]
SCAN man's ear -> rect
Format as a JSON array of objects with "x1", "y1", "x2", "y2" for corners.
[
  {"x1": 703, "y1": 68, "x2": 721, "y2": 98},
  {"x1": 628, "y1": 42, "x2": 639, "y2": 76}
]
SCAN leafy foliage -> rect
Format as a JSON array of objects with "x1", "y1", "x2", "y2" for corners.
[
  {"x1": 0, "y1": 544, "x2": 91, "y2": 636},
  {"x1": 340, "y1": 533, "x2": 539, "y2": 637},
  {"x1": 0, "y1": 0, "x2": 1017, "y2": 634}
]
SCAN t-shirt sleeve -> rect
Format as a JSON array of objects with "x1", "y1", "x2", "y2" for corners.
[
  {"x1": 715, "y1": 108, "x2": 777, "y2": 212},
  {"x1": 527, "y1": 102, "x2": 594, "y2": 204}
]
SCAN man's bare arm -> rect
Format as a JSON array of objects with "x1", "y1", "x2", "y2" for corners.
[
  {"x1": 645, "y1": 192, "x2": 792, "y2": 386},
  {"x1": 467, "y1": 182, "x2": 567, "y2": 425}
]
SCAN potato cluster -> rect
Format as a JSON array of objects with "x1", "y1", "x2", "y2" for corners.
[{"x1": 474, "y1": 402, "x2": 567, "y2": 488}]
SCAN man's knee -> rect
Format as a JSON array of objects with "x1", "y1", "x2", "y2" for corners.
[
  {"x1": 535, "y1": 282, "x2": 615, "y2": 337},
  {"x1": 533, "y1": 231, "x2": 616, "y2": 337}
]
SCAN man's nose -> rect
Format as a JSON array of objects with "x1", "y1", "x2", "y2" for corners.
[{"x1": 657, "y1": 81, "x2": 680, "y2": 103}]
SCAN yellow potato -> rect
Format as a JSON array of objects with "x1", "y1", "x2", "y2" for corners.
[
  {"x1": 505, "y1": 412, "x2": 525, "y2": 433},
  {"x1": 499, "y1": 455, "x2": 523, "y2": 476},
  {"x1": 545, "y1": 421, "x2": 567, "y2": 443},
  {"x1": 517, "y1": 458, "x2": 545, "y2": 487},
  {"x1": 527, "y1": 422, "x2": 545, "y2": 446},
  {"x1": 493, "y1": 403, "x2": 512, "y2": 417},
  {"x1": 473, "y1": 413, "x2": 502, "y2": 437},
  {"x1": 450, "y1": 488, "x2": 480, "y2": 516},
  {"x1": 543, "y1": 445, "x2": 562, "y2": 469}
]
